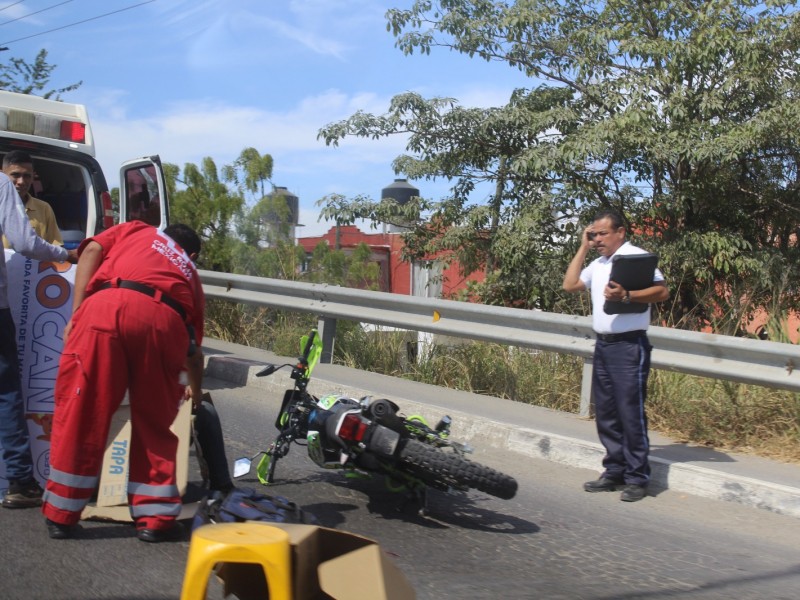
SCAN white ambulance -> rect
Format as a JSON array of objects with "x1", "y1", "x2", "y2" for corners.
[{"x1": 0, "y1": 90, "x2": 169, "y2": 247}]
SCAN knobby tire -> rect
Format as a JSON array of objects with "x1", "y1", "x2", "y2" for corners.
[{"x1": 397, "y1": 439, "x2": 517, "y2": 499}]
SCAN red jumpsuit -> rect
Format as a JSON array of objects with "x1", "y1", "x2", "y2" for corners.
[{"x1": 42, "y1": 221, "x2": 205, "y2": 530}]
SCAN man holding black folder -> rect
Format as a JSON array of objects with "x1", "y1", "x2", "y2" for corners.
[{"x1": 562, "y1": 209, "x2": 668, "y2": 502}]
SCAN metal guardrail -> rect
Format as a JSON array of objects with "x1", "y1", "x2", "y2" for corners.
[{"x1": 199, "y1": 270, "x2": 800, "y2": 415}]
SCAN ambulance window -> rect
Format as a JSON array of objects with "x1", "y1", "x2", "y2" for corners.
[
  {"x1": 14, "y1": 155, "x2": 89, "y2": 236},
  {"x1": 125, "y1": 165, "x2": 161, "y2": 226}
]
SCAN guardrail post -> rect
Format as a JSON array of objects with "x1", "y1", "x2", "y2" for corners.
[
  {"x1": 579, "y1": 356, "x2": 594, "y2": 418},
  {"x1": 317, "y1": 317, "x2": 337, "y2": 364}
]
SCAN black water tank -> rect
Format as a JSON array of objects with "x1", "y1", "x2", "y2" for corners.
[
  {"x1": 381, "y1": 178, "x2": 419, "y2": 205},
  {"x1": 266, "y1": 186, "x2": 299, "y2": 225}
]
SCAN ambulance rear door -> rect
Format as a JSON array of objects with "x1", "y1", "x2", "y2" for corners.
[{"x1": 119, "y1": 155, "x2": 170, "y2": 229}]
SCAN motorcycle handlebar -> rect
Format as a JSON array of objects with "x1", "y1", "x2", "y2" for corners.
[{"x1": 255, "y1": 363, "x2": 293, "y2": 377}]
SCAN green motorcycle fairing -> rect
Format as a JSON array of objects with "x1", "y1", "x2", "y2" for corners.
[
  {"x1": 300, "y1": 331, "x2": 323, "y2": 379},
  {"x1": 255, "y1": 453, "x2": 271, "y2": 484},
  {"x1": 306, "y1": 430, "x2": 340, "y2": 468}
]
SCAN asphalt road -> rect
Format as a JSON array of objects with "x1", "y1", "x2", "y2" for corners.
[{"x1": 1, "y1": 376, "x2": 799, "y2": 600}]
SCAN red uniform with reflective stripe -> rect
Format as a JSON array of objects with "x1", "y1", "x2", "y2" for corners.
[{"x1": 42, "y1": 221, "x2": 205, "y2": 529}]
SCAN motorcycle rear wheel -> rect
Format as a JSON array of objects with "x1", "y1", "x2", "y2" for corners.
[{"x1": 396, "y1": 439, "x2": 518, "y2": 500}]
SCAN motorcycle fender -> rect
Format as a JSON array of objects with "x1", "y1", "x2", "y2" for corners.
[
  {"x1": 307, "y1": 431, "x2": 340, "y2": 469},
  {"x1": 366, "y1": 424, "x2": 401, "y2": 457}
]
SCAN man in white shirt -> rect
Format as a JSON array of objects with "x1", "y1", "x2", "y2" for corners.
[
  {"x1": 2, "y1": 150, "x2": 64, "y2": 248},
  {"x1": 0, "y1": 172, "x2": 76, "y2": 509},
  {"x1": 562, "y1": 209, "x2": 668, "y2": 502}
]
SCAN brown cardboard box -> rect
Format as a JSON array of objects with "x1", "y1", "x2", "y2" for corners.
[
  {"x1": 81, "y1": 398, "x2": 192, "y2": 520},
  {"x1": 216, "y1": 523, "x2": 416, "y2": 600}
]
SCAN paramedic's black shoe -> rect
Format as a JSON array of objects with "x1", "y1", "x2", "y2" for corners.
[
  {"x1": 137, "y1": 522, "x2": 186, "y2": 543},
  {"x1": 2, "y1": 479, "x2": 44, "y2": 508},
  {"x1": 620, "y1": 484, "x2": 647, "y2": 502},
  {"x1": 46, "y1": 518, "x2": 77, "y2": 539},
  {"x1": 583, "y1": 477, "x2": 623, "y2": 493}
]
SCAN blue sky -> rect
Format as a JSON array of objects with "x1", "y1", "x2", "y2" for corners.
[{"x1": 2, "y1": 0, "x2": 530, "y2": 236}]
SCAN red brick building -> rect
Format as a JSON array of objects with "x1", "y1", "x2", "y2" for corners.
[{"x1": 297, "y1": 224, "x2": 484, "y2": 298}]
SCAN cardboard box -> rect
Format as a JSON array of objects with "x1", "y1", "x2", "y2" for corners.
[
  {"x1": 81, "y1": 398, "x2": 192, "y2": 520},
  {"x1": 216, "y1": 523, "x2": 416, "y2": 600}
]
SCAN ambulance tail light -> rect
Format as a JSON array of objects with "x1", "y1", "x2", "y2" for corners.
[
  {"x1": 59, "y1": 120, "x2": 86, "y2": 143},
  {"x1": 101, "y1": 191, "x2": 115, "y2": 229}
]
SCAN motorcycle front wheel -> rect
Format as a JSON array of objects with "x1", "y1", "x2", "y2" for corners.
[{"x1": 396, "y1": 439, "x2": 518, "y2": 500}]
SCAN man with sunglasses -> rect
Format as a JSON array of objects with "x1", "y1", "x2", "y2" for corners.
[{"x1": 562, "y1": 209, "x2": 668, "y2": 502}]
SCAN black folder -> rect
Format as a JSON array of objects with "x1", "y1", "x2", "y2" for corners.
[{"x1": 603, "y1": 253, "x2": 659, "y2": 315}]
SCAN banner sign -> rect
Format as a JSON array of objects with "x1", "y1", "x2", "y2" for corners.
[{"x1": 0, "y1": 250, "x2": 74, "y2": 491}]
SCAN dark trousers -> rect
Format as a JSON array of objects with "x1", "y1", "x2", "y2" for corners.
[
  {"x1": 592, "y1": 335, "x2": 652, "y2": 486},
  {"x1": 0, "y1": 308, "x2": 34, "y2": 483},
  {"x1": 193, "y1": 400, "x2": 233, "y2": 493}
]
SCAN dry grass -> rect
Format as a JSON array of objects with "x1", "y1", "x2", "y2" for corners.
[{"x1": 647, "y1": 370, "x2": 800, "y2": 463}]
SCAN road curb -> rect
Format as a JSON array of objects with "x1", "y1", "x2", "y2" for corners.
[{"x1": 205, "y1": 352, "x2": 800, "y2": 519}]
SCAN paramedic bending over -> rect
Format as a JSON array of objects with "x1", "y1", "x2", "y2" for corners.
[{"x1": 42, "y1": 221, "x2": 205, "y2": 542}]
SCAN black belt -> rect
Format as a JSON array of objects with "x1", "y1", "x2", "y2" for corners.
[
  {"x1": 595, "y1": 330, "x2": 646, "y2": 343},
  {"x1": 98, "y1": 279, "x2": 186, "y2": 321}
]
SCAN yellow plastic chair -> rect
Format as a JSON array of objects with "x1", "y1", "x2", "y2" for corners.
[{"x1": 180, "y1": 522, "x2": 292, "y2": 600}]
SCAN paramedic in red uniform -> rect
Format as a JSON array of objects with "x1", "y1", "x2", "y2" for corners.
[{"x1": 41, "y1": 221, "x2": 205, "y2": 541}]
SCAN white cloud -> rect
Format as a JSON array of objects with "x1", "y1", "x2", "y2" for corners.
[{"x1": 91, "y1": 89, "x2": 408, "y2": 197}]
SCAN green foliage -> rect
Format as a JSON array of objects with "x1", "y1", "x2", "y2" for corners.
[
  {"x1": 165, "y1": 158, "x2": 244, "y2": 273},
  {"x1": 234, "y1": 238, "x2": 306, "y2": 280},
  {"x1": 303, "y1": 241, "x2": 382, "y2": 290},
  {"x1": 316, "y1": 193, "x2": 376, "y2": 249},
  {"x1": 237, "y1": 193, "x2": 294, "y2": 250},
  {"x1": 343, "y1": 243, "x2": 382, "y2": 290},
  {"x1": 222, "y1": 147, "x2": 274, "y2": 201},
  {"x1": 0, "y1": 49, "x2": 81, "y2": 99},
  {"x1": 320, "y1": 1, "x2": 800, "y2": 331},
  {"x1": 203, "y1": 299, "x2": 316, "y2": 357},
  {"x1": 335, "y1": 327, "x2": 414, "y2": 378},
  {"x1": 319, "y1": 88, "x2": 579, "y2": 309},
  {"x1": 161, "y1": 147, "x2": 383, "y2": 295}
]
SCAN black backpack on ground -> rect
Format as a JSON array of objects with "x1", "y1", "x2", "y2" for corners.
[{"x1": 191, "y1": 486, "x2": 319, "y2": 531}]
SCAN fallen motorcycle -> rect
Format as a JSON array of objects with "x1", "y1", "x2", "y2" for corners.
[{"x1": 234, "y1": 329, "x2": 518, "y2": 512}]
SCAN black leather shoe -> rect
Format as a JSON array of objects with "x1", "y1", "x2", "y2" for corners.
[
  {"x1": 583, "y1": 477, "x2": 623, "y2": 492},
  {"x1": 3, "y1": 479, "x2": 44, "y2": 508},
  {"x1": 46, "y1": 518, "x2": 76, "y2": 540},
  {"x1": 620, "y1": 484, "x2": 647, "y2": 502},
  {"x1": 136, "y1": 522, "x2": 186, "y2": 543}
]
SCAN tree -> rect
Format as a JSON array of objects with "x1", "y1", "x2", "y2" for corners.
[
  {"x1": 317, "y1": 193, "x2": 375, "y2": 250},
  {"x1": 303, "y1": 240, "x2": 382, "y2": 290},
  {"x1": 222, "y1": 147, "x2": 274, "y2": 202},
  {"x1": 238, "y1": 192, "x2": 295, "y2": 249},
  {"x1": 320, "y1": 87, "x2": 577, "y2": 307},
  {"x1": 165, "y1": 158, "x2": 244, "y2": 273},
  {"x1": 320, "y1": 1, "x2": 800, "y2": 331},
  {"x1": 0, "y1": 49, "x2": 81, "y2": 99}
]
